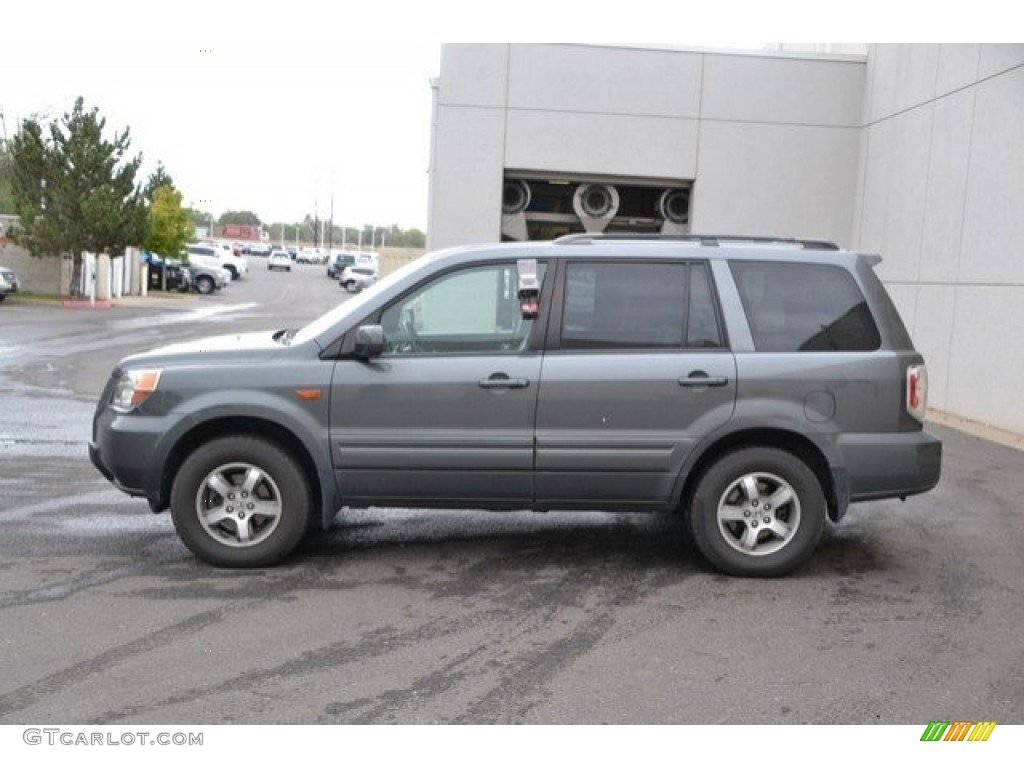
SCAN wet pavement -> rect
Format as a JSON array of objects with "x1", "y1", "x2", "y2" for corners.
[{"x1": 1, "y1": 262, "x2": 1023, "y2": 725}]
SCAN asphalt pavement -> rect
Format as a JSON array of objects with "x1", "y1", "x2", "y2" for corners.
[{"x1": 1, "y1": 260, "x2": 1023, "y2": 725}]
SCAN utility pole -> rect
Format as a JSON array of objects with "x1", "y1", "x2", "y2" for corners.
[{"x1": 328, "y1": 194, "x2": 334, "y2": 251}]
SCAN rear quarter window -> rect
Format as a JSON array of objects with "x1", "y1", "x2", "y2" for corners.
[{"x1": 730, "y1": 261, "x2": 881, "y2": 352}]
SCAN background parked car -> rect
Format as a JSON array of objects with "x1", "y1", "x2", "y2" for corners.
[
  {"x1": 141, "y1": 252, "x2": 192, "y2": 293},
  {"x1": 187, "y1": 243, "x2": 248, "y2": 280},
  {"x1": 338, "y1": 263, "x2": 378, "y2": 293},
  {"x1": 296, "y1": 248, "x2": 327, "y2": 264},
  {"x1": 0, "y1": 265, "x2": 20, "y2": 301},
  {"x1": 268, "y1": 250, "x2": 292, "y2": 271},
  {"x1": 183, "y1": 252, "x2": 229, "y2": 294},
  {"x1": 326, "y1": 251, "x2": 356, "y2": 279}
]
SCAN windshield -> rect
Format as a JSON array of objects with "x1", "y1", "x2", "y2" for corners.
[{"x1": 290, "y1": 256, "x2": 428, "y2": 346}]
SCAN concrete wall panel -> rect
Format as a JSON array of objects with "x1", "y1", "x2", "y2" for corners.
[
  {"x1": 507, "y1": 45, "x2": 702, "y2": 118},
  {"x1": 978, "y1": 44, "x2": 1024, "y2": 79},
  {"x1": 910, "y1": 284, "x2": 957, "y2": 410},
  {"x1": 866, "y1": 44, "x2": 940, "y2": 123},
  {"x1": 920, "y1": 89, "x2": 974, "y2": 284},
  {"x1": 701, "y1": 54, "x2": 864, "y2": 126},
  {"x1": 860, "y1": 45, "x2": 1024, "y2": 432},
  {"x1": 693, "y1": 122, "x2": 859, "y2": 244},
  {"x1": 505, "y1": 110, "x2": 698, "y2": 180},
  {"x1": 427, "y1": 106, "x2": 506, "y2": 250},
  {"x1": 936, "y1": 44, "x2": 980, "y2": 95},
  {"x1": 0, "y1": 243, "x2": 62, "y2": 295},
  {"x1": 946, "y1": 286, "x2": 1024, "y2": 435},
  {"x1": 959, "y1": 66, "x2": 1024, "y2": 285},
  {"x1": 857, "y1": 119, "x2": 893, "y2": 255},
  {"x1": 438, "y1": 44, "x2": 509, "y2": 108},
  {"x1": 857, "y1": 106, "x2": 932, "y2": 283}
]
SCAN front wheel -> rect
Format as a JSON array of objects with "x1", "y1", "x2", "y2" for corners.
[
  {"x1": 170, "y1": 436, "x2": 312, "y2": 567},
  {"x1": 688, "y1": 447, "x2": 825, "y2": 577},
  {"x1": 195, "y1": 275, "x2": 215, "y2": 294}
]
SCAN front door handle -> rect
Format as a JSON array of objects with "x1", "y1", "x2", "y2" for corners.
[
  {"x1": 479, "y1": 374, "x2": 530, "y2": 390},
  {"x1": 678, "y1": 371, "x2": 729, "y2": 388}
]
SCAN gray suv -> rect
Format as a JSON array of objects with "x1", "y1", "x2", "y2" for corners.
[{"x1": 90, "y1": 235, "x2": 941, "y2": 576}]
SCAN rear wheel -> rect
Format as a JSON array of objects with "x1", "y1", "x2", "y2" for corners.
[
  {"x1": 170, "y1": 436, "x2": 312, "y2": 567},
  {"x1": 688, "y1": 447, "x2": 825, "y2": 577},
  {"x1": 195, "y1": 275, "x2": 215, "y2": 294}
]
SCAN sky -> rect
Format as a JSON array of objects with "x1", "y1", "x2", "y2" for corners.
[
  {"x1": 0, "y1": 3, "x2": 994, "y2": 231},
  {"x1": 2, "y1": 9, "x2": 442, "y2": 230}
]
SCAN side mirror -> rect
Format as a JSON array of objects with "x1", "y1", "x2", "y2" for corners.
[{"x1": 354, "y1": 325, "x2": 385, "y2": 360}]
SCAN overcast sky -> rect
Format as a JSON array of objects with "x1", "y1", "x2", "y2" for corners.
[
  {"x1": 2, "y1": 9, "x2": 441, "y2": 229},
  {"x1": 1, "y1": 3, "x2": 989, "y2": 231}
]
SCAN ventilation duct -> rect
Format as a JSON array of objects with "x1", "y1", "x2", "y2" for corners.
[
  {"x1": 573, "y1": 184, "x2": 619, "y2": 233},
  {"x1": 501, "y1": 179, "x2": 531, "y2": 241},
  {"x1": 658, "y1": 188, "x2": 690, "y2": 234}
]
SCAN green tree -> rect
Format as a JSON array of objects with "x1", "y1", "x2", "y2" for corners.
[
  {"x1": 218, "y1": 210, "x2": 262, "y2": 227},
  {"x1": 8, "y1": 97, "x2": 146, "y2": 295},
  {"x1": 0, "y1": 147, "x2": 15, "y2": 214},
  {"x1": 144, "y1": 185, "x2": 193, "y2": 258},
  {"x1": 143, "y1": 162, "x2": 175, "y2": 201}
]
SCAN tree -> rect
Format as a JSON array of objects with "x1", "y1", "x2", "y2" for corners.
[
  {"x1": 218, "y1": 210, "x2": 262, "y2": 227},
  {"x1": 8, "y1": 97, "x2": 146, "y2": 295},
  {"x1": 144, "y1": 185, "x2": 193, "y2": 258},
  {"x1": 143, "y1": 162, "x2": 175, "y2": 202},
  {"x1": 0, "y1": 147, "x2": 15, "y2": 214}
]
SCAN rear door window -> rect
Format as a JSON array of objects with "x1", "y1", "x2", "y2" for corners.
[
  {"x1": 559, "y1": 261, "x2": 722, "y2": 350},
  {"x1": 729, "y1": 261, "x2": 880, "y2": 352}
]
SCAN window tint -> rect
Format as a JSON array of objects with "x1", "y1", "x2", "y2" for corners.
[
  {"x1": 730, "y1": 261, "x2": 880, "y2": 352},
  {"x1": 380, "y1": 262, "x2": 545, "y2": 355},
  {"x1": 561, "y1": 263, "x2": 688, "y2": 349}
]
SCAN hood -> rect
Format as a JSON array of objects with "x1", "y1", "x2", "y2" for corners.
[{"x1": 119, "y1": 330, "x2": 291, "y2": 368}]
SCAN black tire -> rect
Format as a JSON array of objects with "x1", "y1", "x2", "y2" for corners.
[
  {"x1": 195, "y1": 275, "x2": 215, "y2": 294},
  {"x1": 687, "y1": 447, "x2": 825, "y2": 577},
  {"x1": 226, "y1": 266, "x2": 239, "y2": 280},
  {"x1": 170, "y1": 435, "x2": 312, "y2": 567}
]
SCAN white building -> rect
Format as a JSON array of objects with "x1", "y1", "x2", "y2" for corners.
[{"x1": 427, "y1": 43, "x2": 1024, "y2": 437}]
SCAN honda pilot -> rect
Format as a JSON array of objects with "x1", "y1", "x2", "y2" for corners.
[{"x1": 90, "y1": 235, "x2": 941, "y2": 576}]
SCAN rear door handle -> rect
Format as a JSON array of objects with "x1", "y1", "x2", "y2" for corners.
[
  {"x1": 678, "y1": 372, "x2": 729, "y2": 388},
  {"x1": 479, "y1": 374, "x2": 530, "y2": 390}
]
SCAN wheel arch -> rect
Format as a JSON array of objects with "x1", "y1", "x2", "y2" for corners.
[
  {"x1": 677, "y1": 428, "x2": 844, "y2": 522},
  {"x1": 154, "y1": 416, "x2": 332, "y2": 529}
]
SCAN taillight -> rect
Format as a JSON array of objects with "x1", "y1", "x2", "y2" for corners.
[{"x1": 906, "y1": 364, "x2": 928, "y2": 422}]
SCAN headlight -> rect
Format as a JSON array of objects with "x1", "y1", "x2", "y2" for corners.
[{"x1": 111, "y1": 369, "x2": 162, "y2": 412}]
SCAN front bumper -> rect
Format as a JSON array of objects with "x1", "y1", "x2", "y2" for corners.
[{"x1": 90, "y1": 402, "x2": 171, "y2": 502}]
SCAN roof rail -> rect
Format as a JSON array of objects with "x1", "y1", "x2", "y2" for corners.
[{"x1": 553, "y1": 233, "x2": 840, "y2": 250}]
